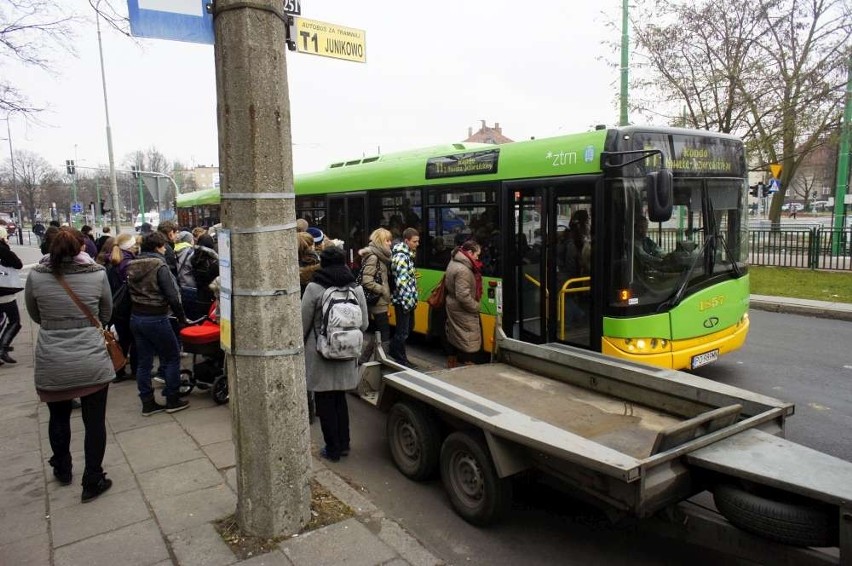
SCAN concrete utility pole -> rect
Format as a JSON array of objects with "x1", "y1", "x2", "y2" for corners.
[
  {"x1": 619, "y1": 0, "x2": 629, "y2": 127},
  {"x1": 213, "y1": 0, "x2": 311, "y2": 538}
]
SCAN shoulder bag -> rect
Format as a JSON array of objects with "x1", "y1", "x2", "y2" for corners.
[
  {"x1": 426, "y1": 275, "x2": 447, "y2": 309},
  {"x1": 55, "y1": 275, "x2": 128, "y2": 371}
]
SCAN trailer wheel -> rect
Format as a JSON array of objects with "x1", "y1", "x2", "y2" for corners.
[
  {"x1": 440, "y1": 431, "x2": 512, "y2": 526},
  {"x1": 713, "y1": 483, "x2": 839, "y2": 547},
  {"x1": 387, "y1": 401, "x2": 441, "y2": 481}
]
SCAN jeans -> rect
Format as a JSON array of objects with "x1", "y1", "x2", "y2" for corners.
[
  {"x1": 47, "y1": 386, "x2": 109, "y2": 486},
  {"x1": 389, "y1": 306, "x2": 414, "y2": 363},
  {"x1": 131, "y1": 314, "x2": 181, "y2": 399}
]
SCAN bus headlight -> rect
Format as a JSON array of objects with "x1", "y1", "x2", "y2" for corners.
[{"x1": 617, "y1": 337, "x2": 671, "y2": 353}]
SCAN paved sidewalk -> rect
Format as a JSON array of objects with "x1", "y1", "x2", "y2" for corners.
[
  {"x1": 749, "y1": 294, "x2": 852, "y2": 321},
  {"x1": 0, "y1": 297, "x2": 442, "y2": 566}
]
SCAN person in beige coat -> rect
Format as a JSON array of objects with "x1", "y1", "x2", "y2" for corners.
[
  {"x1": 358, "y1": 228, "x2": 393, "y2": 363},
  {"x1": 444, "y1": 240, "x2": 483, "y2": 366}
]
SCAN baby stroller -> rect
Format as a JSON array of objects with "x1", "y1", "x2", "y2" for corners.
[{"x1": 179, "y1": 302, "x2": 228, "y2": 404}]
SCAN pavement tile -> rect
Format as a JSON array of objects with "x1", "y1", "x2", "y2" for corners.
[
  {"x1": 375, "y1": 517, "x2": 441, "y2": 566},
  {"x1": 49, "y1": 488, "x2": 151, "y2": 547},
  {"x1": 224, "y1": 465, "x2": 237, "y2": 492},
  {"x1": 0, "y1": 532, "x2": 51, "y2": 566},
  {"x1": 0, "y1": 413, "x2": 38, "y2": 440},
  {"x1": 172, "y1": 404, "x2": 232, "y2": 446},
  {"x1": 116, "y1": 421, "x2": 205, "y2": 473},
  {"x1": 150, "y1": 483, "x2": 236, "y2": 535},
  {"x1": 0, "y1": 500, "x2": 47, "y2": 546},
  {"x1": 0, "y1": 400, "x2": 38, "y2": 423},
  {"x1": 47, "y1": 460, "x2": 137, "y2": 512},
  {"x1": 139, "y1": 457, "x2": 225, "y2": 499},
  {"x1": 168, "y1": 522, "x2": 237, "y2": 566},
  {"x1": 53, "y1": 519, "x2": 170, "y2": 566},
  {"x1": 0, "y1": 471, "x2": 45, "y2": 511},
  {"x1": 0, "y1": 449, "x2": 42, "y2": 481},
  {"x1": 202, "y1": 439, "x2": 236, "y2": 470},
  {"x1": 0, "y1": 430, "x2": 40, "y2": 458},
  {"x1": 238, "y1": 549, "x2": 294, "y2": 565},
  {"x1": 279, "y1": 518, "x2": 397, "y2": 566}
]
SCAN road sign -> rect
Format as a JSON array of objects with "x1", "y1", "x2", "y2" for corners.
[
  {"x1": 770, "y1": 163, "x2": 782, "y2": 179},
  {"x1": 283, "y1": 0, "x2": 301, "y2": 16},
  {"x1": 768, "y1": 179, "x2": 781, "y2": 194},
  {"x1": 294, "y1": 17, "x2": 366, "y2": 63},
  {"x1": 127, "y1": 0, "x2": 214, "y2": 45},
  {"x1": 71, "y1": 203, "x2": 83, "y2": 214}
]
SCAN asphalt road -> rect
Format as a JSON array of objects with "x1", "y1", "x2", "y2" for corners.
[{"x1": 313, "y1": 311, "x2": 852, "y2": 565}]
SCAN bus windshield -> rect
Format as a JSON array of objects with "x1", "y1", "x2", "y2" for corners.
[{"x1": 608, "y1": 177, "x2": 748, "y2": 311}]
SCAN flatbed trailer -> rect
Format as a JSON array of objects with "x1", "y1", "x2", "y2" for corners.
[{"x1": 360, "y1": 330, "x2": 852, "y2": 564}]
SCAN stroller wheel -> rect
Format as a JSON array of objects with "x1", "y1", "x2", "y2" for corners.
[{"x1": 212, "y1": 375, "x2": 229, "y2": 405}]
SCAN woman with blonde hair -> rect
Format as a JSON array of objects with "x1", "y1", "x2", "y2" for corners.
[
  {"x1": 109, "y1": 233, "x2": 138, "y2": 383},
  {"x1": 357, "y1": 227, "x2": 393, "y2": 362}
]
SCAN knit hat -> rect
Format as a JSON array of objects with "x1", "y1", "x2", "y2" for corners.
[
  {"x1": 177, "y1": 230, "x2": 194, "y2": 244},
  {"x1": 307, "y1": 227, "x2": 324, "y2": 244},
  {"x1": 320, "y1": 246, "x2": 346, "y2": 267},
  {"x1": 140, "y1": 222, "x2": 153, "y2": 234}
]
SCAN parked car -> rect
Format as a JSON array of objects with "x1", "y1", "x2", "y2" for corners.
[{"x1": 0, "y1": 213, "x2": 17, "y2": 237}]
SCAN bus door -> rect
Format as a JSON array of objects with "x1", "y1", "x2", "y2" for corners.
[
  {"x1": 506, "y1": 183, "x2": 595, "y2": 348},
  {"x1": 326, "y1": 193, "x2": 368, "y2": 264}
]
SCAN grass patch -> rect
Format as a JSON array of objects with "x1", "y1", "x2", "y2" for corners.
[
  {"x1": 214, "y1": 479, "x2": 355, "y2": 560},
  {"x1": 749, "y1": 266, "x2": 852, "y2": 303}
]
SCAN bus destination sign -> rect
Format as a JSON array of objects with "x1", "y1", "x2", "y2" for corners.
[
  {"x1": 294, "y1": 17, "x2": 366, "y2": 63},
  {"x1": 426, "y1": 149, "x2": 500, "y2": 179}
]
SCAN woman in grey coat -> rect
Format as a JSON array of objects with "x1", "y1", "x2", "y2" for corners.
[
  {"x1": 25, "y1": 227, "x2": 115, "y2": 502},
  {"x1": 302, "y1": 246, "x2": 368, "y2": 462}
]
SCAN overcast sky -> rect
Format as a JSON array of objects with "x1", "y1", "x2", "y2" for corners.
[{"x1": 8, "y1": 0, "x2": 625, "y2": 177}]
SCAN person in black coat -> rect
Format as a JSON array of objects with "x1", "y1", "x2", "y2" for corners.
[{"x1": 0, "y1": 227, "x2": 24, "y2": 364}]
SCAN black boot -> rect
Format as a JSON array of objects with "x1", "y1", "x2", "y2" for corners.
[
  {"x1": 0, "y1": 322, "x2": 21, "y2": 364},
  {"x1": 81, "y1": 474, "x2": 113, "y2": 503}
]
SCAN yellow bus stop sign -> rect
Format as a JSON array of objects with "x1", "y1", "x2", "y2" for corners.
[
  {"x1": 770, "y1": 163, "x2": 782, "y2": 179},
  {"x1": 294, "y1": 17, "x2": 366, "y2": 63}
]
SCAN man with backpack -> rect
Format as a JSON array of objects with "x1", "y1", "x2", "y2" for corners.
[{"x1": 301, "y1": 246, "x2": 368, "y2": 462}]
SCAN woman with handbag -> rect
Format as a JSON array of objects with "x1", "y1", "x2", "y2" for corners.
[
  {"x1": 0, "y1": 226, "x2": 24, "y2": 365},
  {"x1": 356, "y1": 227, "x2": 393, "y2": 363},
  {"x1": 444, "y1": 240, "x2": 484, "y2": 367},
  {"x1": 24, "y1": 227, "x2": 115, "y2": 502}
]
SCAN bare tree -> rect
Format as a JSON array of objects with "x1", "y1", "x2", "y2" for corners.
[
  {"x1": 631, "y1": 0, "x2": 851, "y2": 225},
  {"x1": 0, "y1": 0, "x2": 78, "y2": 115},
  {"x1": 1, "y1": 148, "x2": 57, "y2": 222}
]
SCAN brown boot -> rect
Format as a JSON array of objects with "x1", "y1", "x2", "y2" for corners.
[{"x1": 447, "y1": 356, "x2": 458, "y2": 368}]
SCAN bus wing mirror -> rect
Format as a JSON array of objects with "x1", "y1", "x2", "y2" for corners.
[{"x1": 646, "y1": 170, "x2": 673, "y2": 222}]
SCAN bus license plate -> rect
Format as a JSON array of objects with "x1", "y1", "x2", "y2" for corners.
[{"x1": 691, "y1": 349, "x2": 719, "y2": 369}]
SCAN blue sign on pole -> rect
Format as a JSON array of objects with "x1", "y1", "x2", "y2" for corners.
[
  {"x1": 768, "y1": 179, "x2": 781, "y2": 194},
  {"x1": 71, "y1": 203, "x2": 83, "y2": 214},
  {"x1": 127, "y1": 0, "x2": 214, "y2": 45}
]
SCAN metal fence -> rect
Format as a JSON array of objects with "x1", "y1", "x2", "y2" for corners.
[
  {"x1": 653, "y1": 227, "x2": 852, "y2": 271},
  {"x1": 749, "y1": 227, "x2": 852, "y2": 271}
]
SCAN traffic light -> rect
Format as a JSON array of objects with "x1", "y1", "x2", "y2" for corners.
[
  {"x1": 750, "y1": 185, "x2": 759, "y2": 197},
  {"x1": 131, "y1": 166, "x2": 140, "y2": 179},
  {"x1": 65, "y1": 160, "x2": 75, "y2": 175},
  {"x1": 100, "y1": 200, "x2": 111, "y2": 215},
  {"x1": 760, "y1": 182, "x2": 769, "y2": 197}
]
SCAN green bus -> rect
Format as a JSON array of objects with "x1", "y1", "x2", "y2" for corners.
[{"x1": 176, "y1": 126, "x2": 750, "y2": 370}]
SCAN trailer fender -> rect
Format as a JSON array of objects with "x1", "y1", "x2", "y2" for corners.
[{"x1": 713, "y1": 483, "x2": 839, "y2": 548}]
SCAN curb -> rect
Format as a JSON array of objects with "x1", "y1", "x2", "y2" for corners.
[{"x1": 749, "y1": 298, "x2": 852, "y2": 322}]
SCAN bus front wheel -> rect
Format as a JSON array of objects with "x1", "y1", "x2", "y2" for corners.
[{"x1": 440, "y1": 431, "x2": 512, "y2": 526}]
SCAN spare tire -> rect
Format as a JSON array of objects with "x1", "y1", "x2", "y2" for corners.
[{"x1": 713, "y1": 483, "x2": 838, "y2": 548}]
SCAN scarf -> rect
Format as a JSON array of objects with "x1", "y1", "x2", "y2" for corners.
[
  {"x1": 312, "y1": 263, "x2": 355, "y2": 288},
  {"x1": 366, "y1": 242, "x2": 391, "y2": 264},
  {"x1": 459, "y1": 248, "x2": 483, "y2": 301}
]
